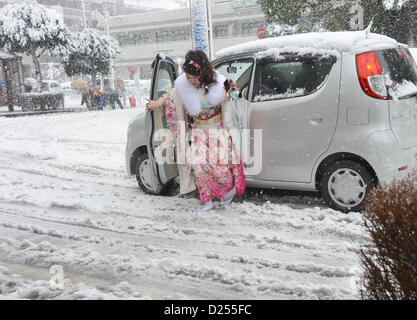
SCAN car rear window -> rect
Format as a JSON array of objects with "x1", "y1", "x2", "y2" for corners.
[
  {"x1": 253, "y1": 55, "x2": 335, "y2": 102},
  {"x1": 376, "y1": 48, "x2": 417, "y2": 86}
]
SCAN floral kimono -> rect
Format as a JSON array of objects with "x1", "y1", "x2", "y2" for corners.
[{"x1": 163, "y1": 72, "x2": 246, "y2": 204}]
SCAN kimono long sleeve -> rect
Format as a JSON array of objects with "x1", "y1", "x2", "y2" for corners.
[
  {"x1": 164, "y1": 92, "x2": 179, "y2": 137},
  {"x1": 163, "y1": 88, "x2": 190, "y2": 142}
]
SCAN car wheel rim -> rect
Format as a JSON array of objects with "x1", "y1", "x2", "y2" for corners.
[
  {"x1": 328, "y1": 168, "x2": 367, "y2": 209},
  {"x1": 139, "y1": 159, "x2": 154, "y2": 191}
]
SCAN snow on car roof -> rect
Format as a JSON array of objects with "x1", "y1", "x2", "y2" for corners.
[{"x1": 215, "y1": 31, "x2": 399, "y2": 59}]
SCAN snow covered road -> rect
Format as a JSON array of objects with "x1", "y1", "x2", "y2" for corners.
[{"x1": 0, "y1": 108, "x2": 368, "y2": 300}]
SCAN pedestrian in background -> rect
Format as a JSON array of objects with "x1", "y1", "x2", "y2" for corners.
[
  {"x1": 93, "y1": 89, "x2": 104, "y2": 110},
  {"x1": 109, "y1": 87, "x2": 124, "y2": 110},
  {"x1": 72, "y1": 78, "x2": 92, "y2": 109}
]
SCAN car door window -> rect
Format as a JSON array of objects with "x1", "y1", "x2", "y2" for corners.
[
  {"x1": 253, "y1": 55, "x2": 334, "y2": 102},
  {"x1": 153, "y1": 61, "x2": 175, "y2": 100},
  {"x1": 215, "y1": 58, "x2": 254, "y2": 100}
]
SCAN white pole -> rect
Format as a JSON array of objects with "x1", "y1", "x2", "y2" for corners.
[
  {"x1": 206, "y1": 0, "x2": 214, "y2": 60},
  {"x1": 105, "y1": 10, "x2": 115, "y2": 90},
  {"x1": 81, "y1": 0, "x2": 87, "y2": 30},
  {"x1": 189, "y1": 0, "x2": 194, "y2": 50}
]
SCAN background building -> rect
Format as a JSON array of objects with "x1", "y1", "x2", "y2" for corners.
[
  {"x1": 103, "y1": 0, "x2": 265, "y2": 79},
  {"x1": 36, "y1": 0, "x2": 150, "y2": 31},
  {"x1": 0, "y1": 0, "x2": 265, "y2": 82}
]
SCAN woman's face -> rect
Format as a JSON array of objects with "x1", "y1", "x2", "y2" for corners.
[{"x1": 185, "y1": 73, "x2": 201, "y2": 88}]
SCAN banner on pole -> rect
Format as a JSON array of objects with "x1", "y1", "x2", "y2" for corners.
[{"x1": 190, "y1": 0, "x2": 212, "y2": 59}]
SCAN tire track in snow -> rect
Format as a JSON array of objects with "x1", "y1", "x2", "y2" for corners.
[
  {"x1": 0, "y1": 165, "x2": 135, "y2": 191},
  {"x1": 0, "y1": 261, "x2": 151, "y2": 300},
  {"x1": 1, "y1": 169, "x2": 367, "y2": 251},
  {"x1": 0, "y1": 200, "x2": 362, "y2": 261},
  {"x1": 0, "y1": 232, "x2": 358, "y2": 300},
  {"x1": 3, "y1": 202, "x2": 360, "y2": 288},
  {"x1": 156, "y1": 258, "x2": 357, "y2": 299},
  {"x1": 0, "y1": 196, "x2": 362, "y2": 299}
]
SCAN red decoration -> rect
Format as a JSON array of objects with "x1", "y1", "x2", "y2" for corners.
[
  {"x1": 128, "y1": 66, "x2": 137, "y2": 76},
  {"x1": 257, "y1": 27, "x2": 266, "y2": 39}
]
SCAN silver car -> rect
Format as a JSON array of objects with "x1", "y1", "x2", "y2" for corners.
[{"x1": 126, "y1": 31, "x2": 417, "y2": 213}]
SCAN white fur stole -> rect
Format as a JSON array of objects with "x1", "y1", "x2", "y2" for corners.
[{"x1": 174, "y1": 71, "x2": 227, "y2": 117}]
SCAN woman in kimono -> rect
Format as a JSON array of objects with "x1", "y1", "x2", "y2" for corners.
[{"x1": 146, "y1": 50, "x2": 245, "y2": 215}]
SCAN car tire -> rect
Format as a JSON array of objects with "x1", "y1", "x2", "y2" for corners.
[
  {"x1": 320, "y1": 160, "x2": 375, "y2": 213},
  {"x1": 135, "y1": 150, "x2": 174, "y2": 196}
]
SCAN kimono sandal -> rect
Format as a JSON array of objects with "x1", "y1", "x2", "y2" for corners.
[
  {"x1": 196, "y1": 201, "x2": 215, "y2": 216},
  {"x1": 221, "y1": 187, "x2": 236, "y2": 206}
]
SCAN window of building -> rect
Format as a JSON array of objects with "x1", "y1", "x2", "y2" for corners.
[
  {"x1": 214, "y1": 24, "x2": 229, "y2": 38},
  {"x1": 136, "y1": 32, "x2": 152, "y2": 45},
  {"x1": 156, "y1": 28, "x2": 190, "y2": 43},
  {"x1": 118, "y1": 33, "x2": 129, "y2": 46},
  {"x1": 241, "y1": 20, "x2": 265, "y2": 37},
  {"x1": 118, "y1": 31, "x2": 153, "y2": 46}
]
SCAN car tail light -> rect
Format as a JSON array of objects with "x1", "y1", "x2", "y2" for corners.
[{"x1": 356, "y1": 51, "x2": 388, "y2": 100}]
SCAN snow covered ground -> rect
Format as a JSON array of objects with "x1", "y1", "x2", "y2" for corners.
[{"x1": 0, "y1": 99, "x2": 369, "y2": 300}]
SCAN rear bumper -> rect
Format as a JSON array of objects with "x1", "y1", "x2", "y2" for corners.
[{"x1": 361, "y1": 130, "x2": 417, "y2": 184}]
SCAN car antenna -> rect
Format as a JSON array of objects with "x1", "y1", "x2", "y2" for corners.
[{"x1": 364, "y1": 16, "x2": 375, "y2": 39}]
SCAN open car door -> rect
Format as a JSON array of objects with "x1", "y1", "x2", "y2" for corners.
[{"x1": 145, "y1": 54, "x2": 179, "y2": 194}]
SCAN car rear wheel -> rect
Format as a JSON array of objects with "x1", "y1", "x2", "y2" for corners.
[{"x1": 320, "y1": 160, "x2": 375, "y2": 213}]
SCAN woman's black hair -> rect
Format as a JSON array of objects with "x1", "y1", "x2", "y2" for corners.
[{"x1": 183, "y1": 50, "x2": 216, "y2": 93}]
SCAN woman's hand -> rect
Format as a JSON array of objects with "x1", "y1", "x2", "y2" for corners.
[
  {"x1": 226, "y1": 81, "x2": 239, "y2": 101},
  {"x1": 230, "y1": 81, "x2": 238, "y2": 92},
  {"x1": 145, "y1": 96, "x2": 166, "y2": 112}
]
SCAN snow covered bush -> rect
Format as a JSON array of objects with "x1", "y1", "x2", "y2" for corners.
[
  {"x1": 0, "y1": 0, "x2": 71, "y2": 84},
  {"x1": 63, "y1": 30, "x2": 120, "y2": 91},
  {"x1": 360, "y1": 173, "x2": 417, "y2": 300},
  {"x1": 20, "y1": 92, "x2": 64, "y2": 111}
]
